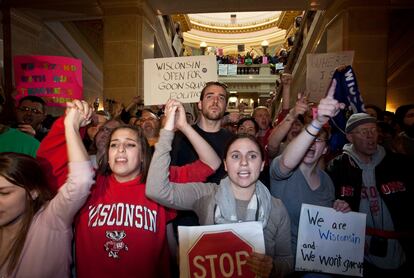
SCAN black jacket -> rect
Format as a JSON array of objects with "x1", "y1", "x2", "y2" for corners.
[{"x1": 326, "y1": 150, "x2": 414, "y2": 257}]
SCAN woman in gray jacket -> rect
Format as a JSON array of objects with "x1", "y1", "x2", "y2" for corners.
[{"x1": 146, "y1": 99, "x2": 293, "y2": 278}]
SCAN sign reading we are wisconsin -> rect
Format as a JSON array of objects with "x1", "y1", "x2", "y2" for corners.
[
  {"x1": 296, "y1": 204, "x2": 366, "y2": 277},
  {"x1": 178, "y1": 222, "x2": 265, "y2": 278},
  {"x1": 144, "y1": 55, "x2": 217, "y2": 105}
]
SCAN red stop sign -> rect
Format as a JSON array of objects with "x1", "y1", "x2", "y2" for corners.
[{"x1": 188, "y1": 231, "x2": 255, "y2": 278}]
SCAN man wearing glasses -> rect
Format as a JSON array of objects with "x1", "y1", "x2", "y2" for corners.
[
  {"x1": 15, "y1": 96, "x2": 47, "y2": 141},
  {"x1": 327, "y1": 113, "x2": 413, "y2": 276},
  {"x1": 0, "y1": 95, "x2": 40, "y2": 157}
]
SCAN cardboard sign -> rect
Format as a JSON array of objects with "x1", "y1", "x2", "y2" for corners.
[
  {"x1": 144, "y1": 55, "x2": 217, "y2": 105},
  {"x1": 275, "y1": 62, "x2": 284, "y2": 70},
  {"x1": 218, "y1": 64, "x2": 228, "y2": 76},
  {"x1": 13, "y1": 55, "x2": 83, "y2": 107},
  {"x1": 306, "y1": 51, "x2": 354, "y2": 102},
  {"x1": 296, "y1": 204, "x2": 366, "y2": 277},
  {"x1": 228, "y1": 64, "x2": 238, "y2": 76},
  {"x1": 173, "y1": 34, "x2": 183, "y2": 55},
  {"x1": 179, "y1": 222, "x2": 265, "y2": 278}
]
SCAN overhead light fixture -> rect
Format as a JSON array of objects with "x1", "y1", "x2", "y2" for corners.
[
  {"x1": 261, "y1": 40, "x2": 269, "y2": 55},
  {"x1": 230, "y1": 14, "x2": 237, "y2": 24},
  {"x1": 199, "y1": 42, "x2": 207, "y2": 55}
]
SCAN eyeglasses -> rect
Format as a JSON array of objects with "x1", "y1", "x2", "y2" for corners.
[
  {"x1": 18, "y1": 106, "x2": 43, "y2": 115},
  {"x1": 351, "y1": 127, "x2": 378, "y2": 137},
  {"x1": 314, "y1": 138, "x2": 327, "y2": 143}
]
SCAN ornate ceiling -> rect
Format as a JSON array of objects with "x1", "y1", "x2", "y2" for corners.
[
  {"x1": 188, "y1": 12, "x2": 281, "y2": 32},
  {"x1": 173, "y1": 11, "x2": 302, "y2": 55},
  {"x1": 7, "y1": 0, "x2": 306, "y2": 55}
]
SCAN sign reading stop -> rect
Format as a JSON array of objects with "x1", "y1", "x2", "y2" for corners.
[{"x1": 187, "y1": 231, "x2": 255, "y2": 278}]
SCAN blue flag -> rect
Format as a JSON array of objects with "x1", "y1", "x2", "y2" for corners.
[{"x1": 329, "y1": 66, "x2": 365, "y2": 154}]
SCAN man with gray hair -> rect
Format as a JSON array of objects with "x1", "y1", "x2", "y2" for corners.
[{"x1": 327, "y1": 113, "x2": 413, "y2": 276}]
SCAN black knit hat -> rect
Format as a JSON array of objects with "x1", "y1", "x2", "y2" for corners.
[{"x1": 394, "y1": 104, "x2": 414, "y2": 128}]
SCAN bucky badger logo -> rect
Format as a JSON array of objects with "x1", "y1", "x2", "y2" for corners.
[{"x1": 104, "y1": 230, "x2": 128, "y2": 259}]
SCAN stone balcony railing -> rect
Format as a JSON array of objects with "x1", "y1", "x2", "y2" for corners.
[{"x1": 217, "y1": 64, "x2": 278, "y2": 95}]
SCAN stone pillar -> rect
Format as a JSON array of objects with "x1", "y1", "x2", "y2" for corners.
[
  {"x1": 101, "y1": 0, "x2": 155, "y2": 106},
  {"x1": 326, "y1": 1, "x2": 389, "y2": 108}
]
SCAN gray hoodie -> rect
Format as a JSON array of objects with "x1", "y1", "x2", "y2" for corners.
[{"x1": 343, "y1": 143, "x2": 405, "y2": 269}]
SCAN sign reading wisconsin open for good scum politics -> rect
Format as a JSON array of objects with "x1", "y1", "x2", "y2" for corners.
[
  {"x1": 178, "y1": 222, "x2": 265, "y2": 278},
  {"x1": 144, "y1": 55, "x2": 218, "y2": 105}
]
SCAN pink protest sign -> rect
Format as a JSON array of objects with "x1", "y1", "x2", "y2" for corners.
[{"x1": 13, "y1": 55, "x2": 83, "y2": 107}]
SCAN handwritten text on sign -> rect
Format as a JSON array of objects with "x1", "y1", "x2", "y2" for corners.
[
  {"x1": 296, "y1": 204, "x2": 366, "y2": 277},
  {"x1": 13, "y1": 55, "x2": 83, "y2": 107},
  {"x1": 178, "y1": 222, "x2": 265, "y2": 278},
  {"x1": 144, "y1": 55, "x2": 217, "y2": 105},
  {"x1": 306, "y1": 51, "x2": 354, "y2": 102}
]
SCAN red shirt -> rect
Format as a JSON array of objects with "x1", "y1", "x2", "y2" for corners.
[
  {"x1": 75, "y1": 174, "x2": 175, "y2": 277},
  {"x1": 37, "y1": 116, "x2": 215, "y2": 277}
]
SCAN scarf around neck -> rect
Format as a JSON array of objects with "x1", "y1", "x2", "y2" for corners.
[
  {"x1": 343, "y1": 143, "x2": 385, "y2": 192},
  {"x1": 214, "y1": 176, "x2": 272, "y2": 228}
]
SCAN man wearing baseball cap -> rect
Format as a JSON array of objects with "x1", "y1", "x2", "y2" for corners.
[{"x1": 327, "y1": 113, "x2": 413, "y2": 276}]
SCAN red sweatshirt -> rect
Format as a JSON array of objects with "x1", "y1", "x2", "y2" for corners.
[
  {"x1": 36, "y1": 116, "x2": 215, "y2": 277},
  {"x1": 75, "y1": 174, "x2": 174, "y2": 277}
]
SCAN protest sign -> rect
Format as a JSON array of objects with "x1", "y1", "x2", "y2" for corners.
[
  {"x1": 173, "y1": 34, "x2": 183, "y2": 55},
  {"x1": 296, "y1": 204, "x2": 366, "y2": 277},
  {"x1": 227, "y1": 64, "x2": 237, "y2": 75},
  {"x1": 275, "y1": 62, "x2": 284, "y2": 70},
  {"x1": 218, "y1": 64, "x2": 228, "y2": 76},
  {"x1": 306, "y1": 51, "x2": 354, "y2": 102},
  {"x1": 13, "y1": 55, "x2": 83, "y2": 107},
  {"x1": 144, "y1": 55, "x2": 217, "y2": 105},
  {"x1": 178, "y1": 222, "x2": 265, "y2": 278}
]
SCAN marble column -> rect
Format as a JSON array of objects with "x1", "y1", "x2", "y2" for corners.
[
  {"x1": 101, "y1": 0, "x2": 155, "y2": 106},
  {"x1": 326, "y1": 1, "x2": 389, "y2": 108}
]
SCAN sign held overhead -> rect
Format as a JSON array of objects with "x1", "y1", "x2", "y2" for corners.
[{"x1": 144, "y1": 55, "x2": 217, "y2": 105}]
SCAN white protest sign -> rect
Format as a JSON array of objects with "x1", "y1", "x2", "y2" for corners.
[
  {"x1": 306, "y1": 51, "x2": 354, "y2": 102},
  {"x1": 296, "y1": 204, "x2": 366, "y2": 277},
  {"x1": 178, "y1": 222, "x2": 265, "y2": 278},
  {"x1": 228, "y1": 64, "x2": 238, "y2": 75},
  {"x1": 172, "y1": 34, "x2": 182, "y2": 55},
  {"x1": 144, "y1": 55, "x2": 217, "y2": 105},
  {"x1": 275, "y1": 62, "x2": 284, "y2": 70},
  {"x1": 218, "y1": 64, "x2": 228, "y2": 76}
]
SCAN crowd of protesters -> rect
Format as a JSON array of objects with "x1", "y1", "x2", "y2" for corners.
[{"x1": 1, "y1": 67, "x2": 413, "y2": 277}]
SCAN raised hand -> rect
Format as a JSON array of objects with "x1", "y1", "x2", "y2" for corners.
[
  {"x1": 315, "y1": 79, "x2": 345, "y2": 125},
  {"x1": 281, "y1": 73, "x2": 292, "y2": 86},
  {"x1": 132, "y1": 96, "x2": 143, "y2": 105},
  {"x1": 290, "y1": 92, "x2": 308, "y2": 118},
  {"x1": 163, "y1": 99, "x2": 179, "y2": 131},
  {"x1": 174, "y1": 101, "x2": 189, "y2": 131},
  {"x1": 163, "y1": 99, "x2": 189, "y2": 132},
  {"x1": 64, "y1": 100, "x2": 92, "y2": 130},
  {"x1": 112, "y1": 101, "x2": 125, "y2": 118}
]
